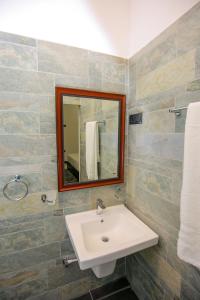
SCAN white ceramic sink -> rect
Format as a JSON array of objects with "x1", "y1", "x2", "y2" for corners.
[{"x1": 65, "y1": 204, "x2": 158, "y2": 277}]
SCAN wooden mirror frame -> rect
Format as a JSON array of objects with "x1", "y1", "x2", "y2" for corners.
[{"x1": 56, "y1": 87, "x2": 126, "y2": 192}]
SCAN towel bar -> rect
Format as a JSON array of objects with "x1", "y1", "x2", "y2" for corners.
[
  {"x1": 169, "y1": 106, "x2": 187, "y2": 117},
  {"x1": 84, "y1": 120, "x2": 106, "y2": 126}
]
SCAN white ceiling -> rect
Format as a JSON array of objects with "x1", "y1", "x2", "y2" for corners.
[
  {"x1": 0, "y1": 0, "x2": 199, "y2": 58},
  {"x1": 128, "y1": 0, "x2": 199, "y2": 57}
]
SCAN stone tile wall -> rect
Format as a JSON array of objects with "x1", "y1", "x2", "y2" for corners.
[
  {"x1": 126, "y1": 2, "x2": 200, "y2": 299},
  {"x1": 0, "y1": 32, "x2": 128, "y2": 299},
  {"x1": 1, "y1": 3, "x2": 200, "y2": 299}
]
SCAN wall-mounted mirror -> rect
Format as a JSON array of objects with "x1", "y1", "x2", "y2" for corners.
[{"x1": 56, "y1": 87, "x2": 126, "y2": 191}]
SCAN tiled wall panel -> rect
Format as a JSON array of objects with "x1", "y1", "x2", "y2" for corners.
[
  {"x1": 0, "y1": 31, "x2": 128, "y2": 299},
  {"x1": 126, "y1": 3, "x2": 200, "y2": 299}
]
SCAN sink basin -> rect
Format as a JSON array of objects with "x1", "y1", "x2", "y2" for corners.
[{"x1": 65, "y1": 204, "x2": 158, "y2": 277}]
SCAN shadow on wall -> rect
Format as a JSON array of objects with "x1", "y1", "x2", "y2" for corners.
[{"x1": 85, "y1": 0, "x2": 130, "y2": 56}]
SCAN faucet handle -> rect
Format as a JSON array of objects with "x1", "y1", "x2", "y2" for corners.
[
  {"x1": 97, "y1": 198, "x2": 103, "y2": 204},
  {"x1": 96, "y1": 198, "x2": 105, "y2": 209}
]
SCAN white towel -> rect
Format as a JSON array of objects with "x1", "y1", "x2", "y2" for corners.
[
  {"x1": 177, "y1": 102, "x2": 200, "y2": 268},
  {"x1": 86, "y1": 121, "x2": 100, "y2": 180}
]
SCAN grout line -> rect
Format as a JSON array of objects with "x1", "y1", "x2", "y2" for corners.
[
  {"x1": 0, "y1": 39, "x2": 37, "y2": 49},
  {"x1": 0, "y1": 90, "x2": 51, "y2": 96},
  {"x1": 0, "y1": 240, "x2": 60, "y2": 258},
  {"x1": 0, "y1": 89, "x2": 53, "y2": 97},
  {"x1": 36, "y1": 39, "x2": 39, "y2": 72},
  {"x1": 0, "y1": 63, "x2": 128, "y2": 87},
  {"x1": 0, "y1": 225, "x2": 44, "y2": 237},
  {"x1": 0, "y1": 110, "x2": 40, "y2": 113},
  {"x1": 0, "y1": 63, "x2": 37, "y2": 73},
  {"x1": 0, "y1": 132, "x2": 44, "y2": 136}
]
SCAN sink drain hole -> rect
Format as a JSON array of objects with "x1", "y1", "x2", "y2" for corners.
[{"x1": 101, "y1": 236, "x2": 109, "y2": 242}]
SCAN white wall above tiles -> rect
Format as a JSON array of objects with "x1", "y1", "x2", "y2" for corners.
[
  {"x1": 0, "y1": 0, "x2": 130, "y2": 57},
  {"x1": 0, "y1": 0, "x2": 199, "y2": 58}
]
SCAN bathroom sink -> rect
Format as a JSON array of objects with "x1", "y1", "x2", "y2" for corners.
[{"x1": 65, "y1": 205, "x2": 158, "y2": 277}]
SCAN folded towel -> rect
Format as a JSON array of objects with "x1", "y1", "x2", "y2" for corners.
[
  {"x1": 86, "y1": 121, "x2": 100, "y2": 180},
  {"x1": 178, "y1": 102, "x2": 200, "y2": 268}
]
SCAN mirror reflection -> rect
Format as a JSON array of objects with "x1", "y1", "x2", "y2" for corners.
[{"x1": 62, "y1": 96, "x2": 120, "y2": 185}]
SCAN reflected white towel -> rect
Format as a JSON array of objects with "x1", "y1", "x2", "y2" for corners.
[
  {"x1": 86, "y1": 121, "x2": 100, "y2": 180},
  {"x1": 178, "y1": 102, "x2": 200, "y2": 268}
]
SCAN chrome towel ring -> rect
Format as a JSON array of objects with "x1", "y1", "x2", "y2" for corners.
[{"x1": 3, "y1": 175, "x2": 28, "y2": 201}]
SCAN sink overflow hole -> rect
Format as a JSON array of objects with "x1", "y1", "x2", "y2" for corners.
[{"x1": 101, "y1": 236, "x2": 109, "y2": 242}]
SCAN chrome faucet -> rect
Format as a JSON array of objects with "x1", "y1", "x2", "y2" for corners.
[{"x1": 96, "y1": 198, "x2": 106, "y2": 215}]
